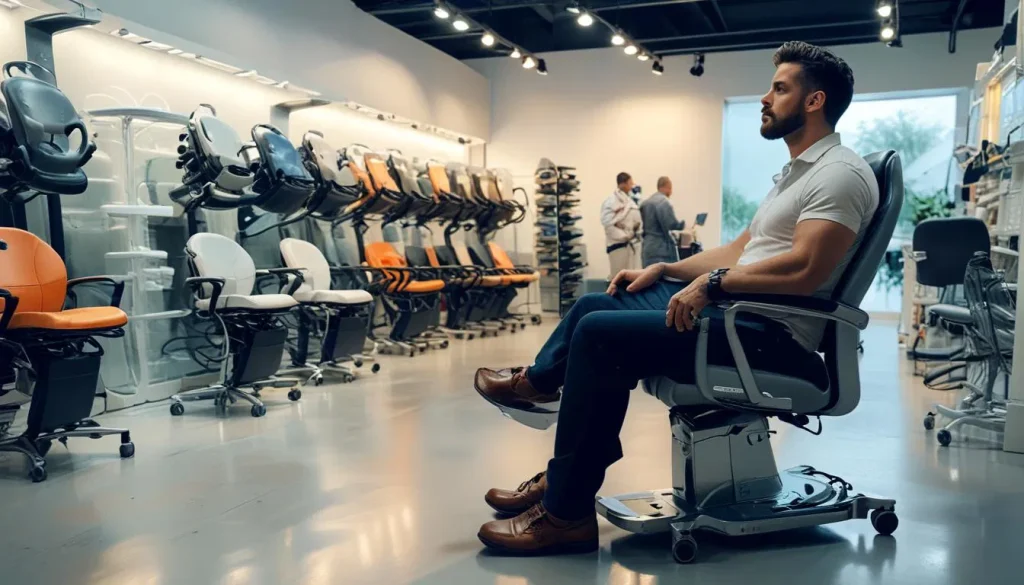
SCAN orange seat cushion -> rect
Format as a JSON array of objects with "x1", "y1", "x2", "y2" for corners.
[
  {"x1": 387, "y1": 279, "x2": 445, "y2": 294},
  {"x1": 10, "y1": 306, "x2": 128, "y2": 331}
]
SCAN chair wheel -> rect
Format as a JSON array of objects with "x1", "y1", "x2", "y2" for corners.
[
  {"x1": 288, "y1": 389, "x2": 302, "y2": 401},
  {"x1": 672, "y1": 535, "x2": 698, "y2": 564},
  {"x1": 353, "y1": 360, "x2": 363, "y2": 368},
  {"x1": 35, "y1": 439, "x2": 52, "y2": 457},
  {"x1": 342, "y1": 373, "x2": 356, "y2": 383},
  {"x1": 251, "y1": 404, "x2": 267, "y2": 417},
  {"x1": 519, "y1": 323, "x2": 526, "y2": 330},
  {"x1": 440, "y1": 341, "x2": 449, "y2": 349},
  {"x1": 170, "y1": 402, "x2": 185, "y2": 416},
  {"x1": 467, "y1": 335, "x2": 475, "y2": 340},
  {"x1": 408, "y1": 350, "x2": 416, "y2": 357},
  {"x1": 371, "y1": 363, "x2": 381, "y2": 374},
  {"x1": 119, "y1": 442, "x2": 135, "y2": 458},
  {"x1": 870, "y1": 509, "x2": 898, "y2": 535},
  {"x1": 937, "y1": 429, "x2": 952, "y2": 446},
  {"x1": 314, "y1": 376, "x2": 324, "y2": 387},
  {"x1": 29, "y1": 464, "x2": 47, "y2": 483},
  {"x1": 923, "y1": 414, "x2": 935, "y2": 430}
]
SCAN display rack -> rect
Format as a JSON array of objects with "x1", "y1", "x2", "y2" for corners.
[{"x1": 534, "y1": 159, "x2": 586, "y2": 316}]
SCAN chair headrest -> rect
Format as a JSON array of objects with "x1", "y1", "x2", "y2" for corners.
[{"x1": 833, "y1": 150, "x2": 904, "y2": 306}]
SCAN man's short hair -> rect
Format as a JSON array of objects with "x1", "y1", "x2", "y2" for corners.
[
  {"x1": 657, "y1": 176, "x2": 671, "y2": 190},
  {"x1": 616, "y1": 172, "x2": 631, "y2": 186},
  {"x1": 772, "y1": 41, "x2": 855, "y2": 128}
]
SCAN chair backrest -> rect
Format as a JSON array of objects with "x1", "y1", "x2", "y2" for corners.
[
  {"x1": 488, "y1": 242, "x2": 515, "y2": 270},
  {"x1": 912, "y1": 217, "x2": 990, "y2": 287},
  {"x1": 340, "y1": 145, "x2": 375, "y2": 196},
  {"x1": 964, "y1": 251, "x2": 1016, "y2": 364},
  {"x1": 825, "y1": 150, "x2": 904, "y2": 416},
  {"x1": 426, "y1": 161, "x2": 451, "y2": 196},
  {"x1": 365, "y1": 152, "x2": 401, "y2": 193},
  {"x1": 0, "y1": 228, "x2": 67, "y2": 313},
  {"x1": 280, "y1": 238, "x2": 331, "y2": 293},
  {"x1": 364, "y1": 241, "x2": 408, "y2": 268},
  {"x1": 248, "y1": 124, "x2": 316, "y2": 214},
  {"x1": 193, "y1": 107, "x2": 252, "y2": 191},
  {"x1": 186, "y1": 232, "x2": 257, "y2": 296},
  {"x1": 447, "y1": 163, "x2": 473, "y2": 202}
]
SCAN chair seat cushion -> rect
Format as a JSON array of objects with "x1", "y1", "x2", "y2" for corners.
[
  {"x1": 294, "y1": 289, "x2": 373, "y2": 305},
  {"x1": 502, "y1": 273, "x2": 539, "y2": 285},
  {"x1": 387, "y1": 280, "x2": 445, "y2": 294},
  {"x1": 196, "y1": 293, "x2": 297, "y2": 311},
  {"x1": 10, "y1": 307, "x2": 128, "y2": 331},
  {"x1": 927, "y1": 304, "x2": 972, "y2": 325}
]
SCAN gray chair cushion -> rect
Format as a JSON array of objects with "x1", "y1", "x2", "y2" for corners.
[{"x1": 928, "y1": 304, "x2": 972, "y2": 325}]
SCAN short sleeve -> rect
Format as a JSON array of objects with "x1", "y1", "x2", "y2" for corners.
[{"x1": 797, "y1": 163, "x2": 875, "y2": 234}]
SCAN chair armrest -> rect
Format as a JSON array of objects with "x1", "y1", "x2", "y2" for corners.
[
  {"x1": 184, "y1": 276, "x2": 226, "y2": 313},
  {"x1": 255, "y1": 267, "x2": 305, "y2": 295},
  {"x1": 0, "y1": 288, "x2": 20, "y2": 332},
  {"x1": 692, "y1": 295, "x2": 868, "y2": 414},
  {"x1": 67, "y1": 275, "x2": 126, "y2": 308}
]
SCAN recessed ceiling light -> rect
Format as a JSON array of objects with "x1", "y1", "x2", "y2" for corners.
[
  {"x1": 453, "y1": 18, "x2": 469, "y2": 31},
  {"x1": 624, "y1": 44, "x2": 638, "y2": 56},
  {"x1": 482, "y1": 32, "x2": 495, "y2": 46}
]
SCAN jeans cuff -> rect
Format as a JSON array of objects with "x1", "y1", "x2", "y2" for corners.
[{"x1": 525, "y1": 366, "x2": 559, "y2": 395}]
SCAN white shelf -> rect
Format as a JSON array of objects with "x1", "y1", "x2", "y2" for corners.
[
  {"x1": 101, "y1": 204, "x2": 175, "y2": 218},
  {"x1": 105, "y1": 250, "x2": 168, "y2": 260}
]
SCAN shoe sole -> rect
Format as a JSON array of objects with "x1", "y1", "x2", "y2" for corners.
[
  {"x1": 477, "y1": 533, "x2": 599, "y2": 556},
  {"x1": 484, "y1": 498, "x2": 536, "y2": 516},
  {"x1": 473, "y1": 380, "x2": 559, "y2": 415}
]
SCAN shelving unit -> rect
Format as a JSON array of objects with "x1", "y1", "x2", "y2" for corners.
[{"x1": 534, "y1": 159, "x2": 586, "y2": 316}]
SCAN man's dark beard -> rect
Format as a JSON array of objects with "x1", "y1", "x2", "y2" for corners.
[{"x1": 760, "y1": 110, "x2": 805, "y2": 140}]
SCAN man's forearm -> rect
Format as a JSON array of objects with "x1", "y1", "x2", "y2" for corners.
[{"x1": 661, "y1": 242, "x2": 743, "y2": 281}]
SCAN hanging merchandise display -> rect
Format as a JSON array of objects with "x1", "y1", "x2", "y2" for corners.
[{"x1": 534, "y1": 158, "x2": 586, "y2": 315}]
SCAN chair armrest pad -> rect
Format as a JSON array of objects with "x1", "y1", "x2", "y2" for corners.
[
  {"x1": 66, "y1": 275, "x2": 126, "y2": 308},
  {"x1": 184, "y1": 277, "x2": 226, "y2": 313},
  {"x1": 715, "y1": 293, "x2": 868, "y2": 330}
]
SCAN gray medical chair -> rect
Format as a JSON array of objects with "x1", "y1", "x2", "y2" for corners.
[{"x1": 595, "y1": 151, "x2": 905, "y2": 563}]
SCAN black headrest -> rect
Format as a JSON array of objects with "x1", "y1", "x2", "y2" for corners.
[{"x1": 913, "y1": 217, "x2": 989, "y2": 287}]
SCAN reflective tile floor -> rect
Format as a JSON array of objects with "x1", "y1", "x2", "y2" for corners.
[{"x1": 1, "y1": 320, "x2": 1023, "y2": 585}]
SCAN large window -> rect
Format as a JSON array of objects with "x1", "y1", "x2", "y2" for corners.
[{"x1": 722, "y1": 93, "x2": 959, "y2": 312}]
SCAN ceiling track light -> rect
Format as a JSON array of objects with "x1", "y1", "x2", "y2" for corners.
[
  {"x1": 522, "y1": 55, "x2": 537, "y2": 70},
  {"x1": 637, "y1": 53, "x2": 650, "y2": 62},
  {"x1": 537, "y1": 59, "x2": 548, "y2": 75},
  {"x1": 481, "y1": 32, "x2": 495, "y2": 46},
  {"x1": 510, "y1": 47, "x2": 522, "y2": 58},
  {"x1": 652, "y1": 61, "x2": 664, "y2": 76},
  {"x1": 624, "y1": 44, "x2": 638, "y2": 56},
  {"x1": 880, "y1": 21, "x2": 896, "y2": 41},
  {"x1": 611, "y1": 32, "x2": 625, "y2": 46},
  {"x1": 876, "y1": 1, "x2": 894, "y2": 19},
  {"x1": 577, "y1": 12, "x2": 594, "y2": 27},
  {"x1": 433, "y1": 3, "x2": 450, "y2": 19},
  {"x1": 689, "y1": 53, "x2": 705, "y2": 77},
  {"x1": 452, "y1": 17, "x2": 469, "y2": 31},
  {"x1": 566, "y1": 1, "x2": 581, "y2": 14}
]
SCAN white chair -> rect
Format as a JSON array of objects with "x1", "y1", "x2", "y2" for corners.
[
  {"x1": 170, "y1": 233, "x2": 301, "y2": 417},
  {"x1": 280, "y1": 238, "x2": 379, "y2": 381}
]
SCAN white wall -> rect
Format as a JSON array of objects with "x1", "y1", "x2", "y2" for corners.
[
  {"x1": 56, "y1": 0, "x2": 490, "y2": 140},
  {"x1": 471, "y1": 29, "x2": 1001, "y2": 281}
]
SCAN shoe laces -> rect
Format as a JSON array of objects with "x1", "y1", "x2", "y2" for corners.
[
  {"x1": 517, "y1": 471, "x2": 545, "y2": 493},
  {"x1": 520, "y1": 504, "x2": 547, "y2": 533}
]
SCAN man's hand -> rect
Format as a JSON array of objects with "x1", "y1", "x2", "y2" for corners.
[
  {"x1": 607, "y1": 263, "x2": 664, "y2": 296},
  {"x1": 666, "y1": 273, "x2": 711, "y2": 332}
]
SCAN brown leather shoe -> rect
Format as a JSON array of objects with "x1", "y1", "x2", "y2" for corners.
[
  {"x1": 478, "y1": 504, "x2": 598, "y2": 555},
  {"x1": 485, "y1": 471, "x2": 547, "y2": 515},
  {"x1": 474, "y1": 366, "x2": 560, "y2": 411}
]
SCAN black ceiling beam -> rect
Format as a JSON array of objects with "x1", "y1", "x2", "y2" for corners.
[
  {"x1": 708, "y1": 0, "x2": 728, "y2": 31},
  {"x1": 657, "y1": 34, "x2": 882, "y2": 56},
  {"x1": 639, "y1": 18, "x2": 880, "y2": 43},
  {"x1": 367, "y1": 0, "x2": 703, "y2": 16}
]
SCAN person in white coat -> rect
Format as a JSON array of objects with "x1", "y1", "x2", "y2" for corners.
[{"x1": 600, "y1": 172, "x2": 642, "y2": 280}]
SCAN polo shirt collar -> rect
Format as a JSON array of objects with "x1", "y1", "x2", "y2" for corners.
[{"x1": 795, "y1": 132, "x2": 842, "y2": 165}]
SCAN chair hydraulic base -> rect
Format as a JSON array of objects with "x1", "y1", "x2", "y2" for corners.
[
  {"x1": 278, "y1": 362, "x2": 325, "y2": 387},
  {"x1": 0, "y1": 419, "x2": 134, "y2": 483},
  {"x1": 170, "y1": 376, "x2": 299, "y2": 418},
  {"x1": 596, "y1": 466, "x2": 897, "y2": 564}
]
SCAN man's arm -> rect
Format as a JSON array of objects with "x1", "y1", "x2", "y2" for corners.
[
  {"x1": 599, "y1": 197, "x2": 617, "y2": 228},
  {"x1": 658, "y1": 200, "x2": 685, "y2": 231}
]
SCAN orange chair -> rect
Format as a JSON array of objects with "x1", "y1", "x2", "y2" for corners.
[
  {"x1": 0, "y1": 228, "x2": 134, "y2": 483},
  {"x1": 487, "y1": 242, "x2": 543, "y2": 326},
  {"x1": 363, "y1": 242, "x2": 448, "y2": 354}
]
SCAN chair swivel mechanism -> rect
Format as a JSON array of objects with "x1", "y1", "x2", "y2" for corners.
[
  {"x1": 0, "y1": 61, "x2": 97, "y2": 201},
  {"x1": 499, "y1": 151, "x2": 906, "y2": 563},
  {"x1": 0, "y1": 228, "x2": 133, "y2": 483},
  {"x1": 279, "y1": 237, "x2": 378, "y2": 382},
  {"x1": 171, "y1": 233, "x2": 302, "y2": 417}
]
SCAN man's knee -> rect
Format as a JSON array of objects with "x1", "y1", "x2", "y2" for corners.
[{"x1": 572, "y1": 292, "x2": 618, "y2": 315}]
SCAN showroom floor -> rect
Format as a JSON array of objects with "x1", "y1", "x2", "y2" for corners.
[{"x1": 0, "y1": 319, "x2": 1022, "y2": 585}]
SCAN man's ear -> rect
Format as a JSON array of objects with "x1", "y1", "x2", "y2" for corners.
[{"x1": 805, "y1": 90, "x2": 826, "y2": 114}]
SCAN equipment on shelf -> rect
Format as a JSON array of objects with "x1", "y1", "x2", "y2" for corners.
[{"x1": 534, "y1": 158, "x2": 586, "y2": 315}]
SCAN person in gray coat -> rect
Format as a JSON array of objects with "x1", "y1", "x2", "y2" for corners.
[{"x1": 639, "y1": 176, "x2": 685, "y2": 267}]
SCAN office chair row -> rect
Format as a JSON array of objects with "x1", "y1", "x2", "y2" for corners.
[{"x1": 910, "y1": 217, "x2": 1015, "y2": 447}]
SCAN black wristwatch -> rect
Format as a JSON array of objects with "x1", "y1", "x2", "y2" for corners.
[{"x1": 706, "y1": 268, "x2": 730, "y2": 301}]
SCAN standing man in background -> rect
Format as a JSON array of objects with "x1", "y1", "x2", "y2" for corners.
[
  {"x1": 639, "y1": 176, "x2": 686, "y2": 267},
  {"x1": 601, "y1": 172, "x2": 642, "y2": 280}
]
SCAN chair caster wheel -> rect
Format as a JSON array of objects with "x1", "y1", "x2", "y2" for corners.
[
  {"x1": 342, "y1": 373, "x2": 355, "y2": 383},
  {"x1": 923, "y1": 414, "x2": 935, "y2": 430},
  {"x1": 440, "y1": 341, "x2": 449, "y2": 349},
  {"x1": 120, "y1": 442, "x2": 135, "y2": 458},
  {"x1": 313, "y1": 376, "x2": 324, "y2": 387},
  {"x1": 871, "y1": 509, "x2": 898, "y2": 535},
  {"x1": 353, "y1": 360, "x2": 363, "y2": 368},
  {"x1": 519, "y1": 323, "x2": 526, "y2": 330},
  {"x1": 251, "y1": 404, "x2": 267, "y2": 417},
  {"x1": 672, "y1": 535, "x2": 698, "y2": 564},
  {"x1": 288, "y1": 389, "x2": 302, "y2": 402},
  {"x1": 170, "y1": 402, "x2": 185, "y2": 416},
  {"x1": 29, "y1": 464, "x2": 47, "y2": 483},
  {"x1": 467, "y1": 335, "x2": 475, "y2": 340},
  {"x1": 36, "y1": 439, "x2": 52, "y2": 457},
  {"x1": 937, "y1": 429, "x2": 952, "y2": 447},
  {"x1": 371, "y1": 363, "x2": 381, "y2": 374},
  {"x1": 408, "y1": 350, "x2": 416, "y2": 357}
]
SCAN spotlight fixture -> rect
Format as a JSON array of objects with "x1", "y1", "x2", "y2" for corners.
[
  {"x1": 880, "y1": 23, "x2": 895, "y2": 40},
  {"x1": 876, "y1": 1, "x2": 893, "y2": 18},
  {"x1": 637, "y1": 53, "x2": 650, "y2": 62},
  {"x1": 577, "y1": 12, "x2": 594, "y2": 27},
  {"x1": 433, "y1": 4, "x2": 450, "y2": 19},
  {"x1": 453, "y1": 17, "x2": 469, "y2": 31},
  {"x1": 482, "y1": 32, "x2": 495, "y2": 46},
  {"x1": 611, "y1": 32, "x2": 625, "y2": 46},
  {"x1": 566, "y1": 1, "x2": 581, "y2": 14},
  {"x1": 689, "y1": 53, "x2": 705, "y2": 77},
  {"x1": 537, "y1": 59, "x2": 548, "y2": 75},
  {"x1": 624, "y1": 44, "x2": 638, "y2": 56},
  {"x1": 887, "y1": 37, "x2": 903, "y2": 48},
  {"x1": 510, "y1": 47, "x2": 522, "y2": 58},
  {"x1": 652, "y1": 61, "x2": 664, "y2": 76},
  {"x1": 522, "y1": 55, "x2": 537, "y2": 70}
]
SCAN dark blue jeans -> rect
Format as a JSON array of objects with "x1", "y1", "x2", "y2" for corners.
[{"x1": 525, "y1": 281, "x2": 806, "y2": 521}]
